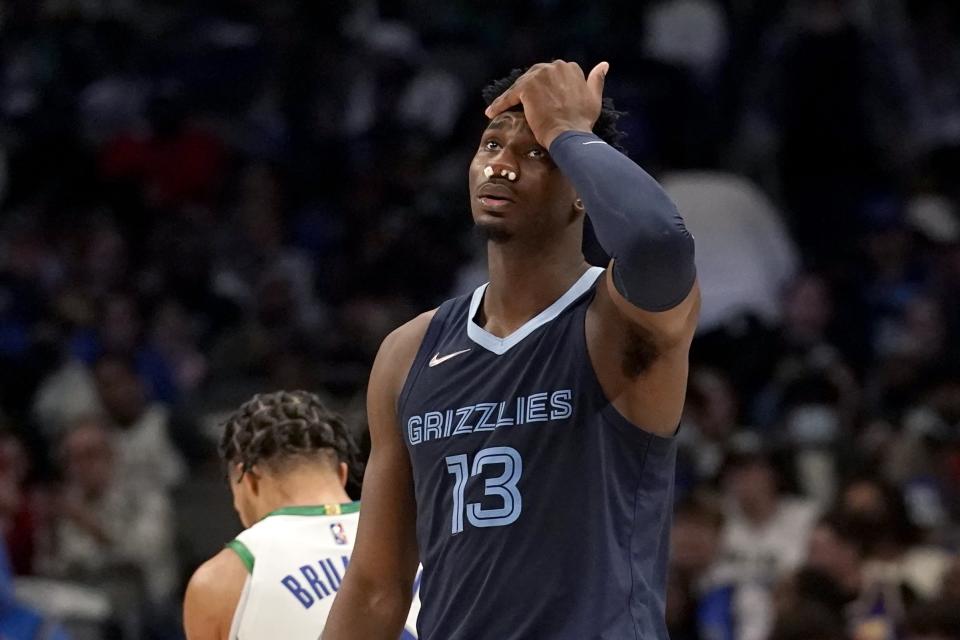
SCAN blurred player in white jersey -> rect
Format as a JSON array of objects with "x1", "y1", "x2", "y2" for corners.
[{"x1": 183, "y1": 390, "x2": 420, "y2": 639}]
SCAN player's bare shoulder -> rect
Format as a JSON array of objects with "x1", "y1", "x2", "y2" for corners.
[
  {"x1": 372, "y1": 309, "x2": 437, "y2": 398},
  {"x1": 183, "y1": 548, "x2": 248, "y2": 640}
]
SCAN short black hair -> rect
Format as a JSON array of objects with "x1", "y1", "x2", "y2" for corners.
[
  {"x1": 481, "y1": 66, "x2": 627, "y2": 152},
  {"x1": 219, "y1": 390, "x2": 360, "y2": 482}
]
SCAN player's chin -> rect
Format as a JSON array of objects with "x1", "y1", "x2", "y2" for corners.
[
  {"x1": 472, "y1": 202, "x2": 505, "y2": 222},
  {"x1": 473, "y1": 215, "x2": 514, "y2": 243}
]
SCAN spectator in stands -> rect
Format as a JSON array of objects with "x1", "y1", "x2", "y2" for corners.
[
  {"x1": 904, "y1": 599, "x2": 960, "y2": 640},
  {"x1": 0, "y1": 428, "x2": 37, "y2": 576},
  {"x1": 0, "y1": 539, "x2": 69, "y2": 640},
  {"x1": 92, "y1": 355, "x2": 186, "y2": 491},
  {"x1": 672, "y1": 494, "x2": 726, "y2": 586},
  {"x1": 805, "y1": 513, "x2": 864, "y2": 606},
  {"x1": 677, "y1": 368, "x2": 742, "y2": 490},
  {"x1": 668, "y1": 494, "x2": 735, "y2": 640},
  {"x1": 714, "y1": 440, "x2": 819, "y2": 640},
  {"x1": 839, "y1": 476, "x2": 952, "y2": 601},
  {"x1": 98, "y1": 85, "x2": 227, "y2": 211},
  {"x1": 938, "y1": 555, "x2": 960, "y2": 603},
  {"x1": 73, "y1": 292, "x2": 179, "y2": 405},
  {"x1": 767, "y1": 600, "x2": 845, "y2": 640},
  {"x1": 35, "y1": 416, "x2": 177, "y2": 607}
]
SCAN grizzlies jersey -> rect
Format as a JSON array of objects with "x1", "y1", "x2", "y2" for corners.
[
  {"x1": 226, "y1": 504, "x2": 421, "y2": 639},
  {"x1": 399, "y1": 267, "x2": 676, "y2": 640}
]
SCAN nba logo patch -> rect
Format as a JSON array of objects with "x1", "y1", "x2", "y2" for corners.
[{"x1": 330, "y1": 522, "x2": 348, "y2": 545}]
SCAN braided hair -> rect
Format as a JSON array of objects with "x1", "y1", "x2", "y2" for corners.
[
  {"x1": 481, "y1": 66, "x2": 627, "y2": 152},
  {"x1": 219, "y1": 391, "x2": 362, "y2": 486}
]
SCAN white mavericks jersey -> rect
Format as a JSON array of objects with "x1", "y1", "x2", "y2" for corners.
[{"x1": 226, "y1": 502, "x2": 421, "y2": 639}]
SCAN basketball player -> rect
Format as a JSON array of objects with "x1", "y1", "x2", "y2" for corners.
[
  {"x1": 183, "y1": 391, "x2": 420, "y2": 639},
  {"x1": 325, "y1": 60, "x2": 699, "y2": 639}
]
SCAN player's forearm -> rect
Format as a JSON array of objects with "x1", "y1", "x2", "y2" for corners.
[
  {"x1": 324, "y1": 579, "x2": 410, "y2": 640},
  {"x1": 549, "y1": 130, "x2": 696, "y2": 312}
]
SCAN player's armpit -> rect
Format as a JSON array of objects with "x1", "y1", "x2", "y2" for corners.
[
  {"x1": 587, "y1": 274, "x2": 700, "y2": 437},
  {"x1": 324, "y1": 312, "x2": 433, "y2": 640},
  {"x1": 183, "y1": 549, "x2": 247, "y2": 640}
]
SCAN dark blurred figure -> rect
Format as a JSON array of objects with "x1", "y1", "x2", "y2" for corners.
[
  {"x1": 938, "y1": 555, "x2": 960, "y2": 604},
  {"x1": 762, "y1": 0, "x2": 903, "y2": 268},
  {"x1": 99, "y1": 86, "x2": 227, "y2": 214},
  {"x1": 93, "y1": 356, "x2": 186, "y2": 491},
  {"x1": 0, "y1": 538, "x2": 69, "y2": 640},
  {"x1": 666, "y1": 567, "x2": 703, "y2": 640},
  {"x1": 0, "y1": 428, "x2": 37, "y2": 576},
  {"x1": 72, "y1": 292, "x2": 179, "y2": 405},
  {"x1": 768, "y1": 600, "x2": 846, "y2": 640},
  {"x1": 714, "y1": 442, "x2": 819, "y2": 640},
  {"x1": 668, "y1": 494, "x2": 732, "y2": 640},
  {"x1": 677, "y1": 367, "x2": 741, "y2": 491},
  {"x1": 35, "y1": 416, "x2": 176, "y2": 609},
  {"x1": 840, "y1": 476, "x2": 951, "y2": 600},
  {"x1": 806, "y1": 514, "x2": 865, "y2": 606},
  {"x1": 904, "y1": 599, "x2": 960, "y2": 640}
]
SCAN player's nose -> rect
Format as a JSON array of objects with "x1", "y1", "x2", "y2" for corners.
[{"x1": 483, "y1": 156, "x2": 520, "y2": 183}]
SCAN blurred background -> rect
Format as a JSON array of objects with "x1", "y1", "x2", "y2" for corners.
[{"x1": 0, "y1": 0, "x2": 959, "y2": 638}]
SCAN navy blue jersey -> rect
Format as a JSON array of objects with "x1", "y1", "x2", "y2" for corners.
[{"x1": 398, "y1": 267, "x2": 677, "y2": 640}]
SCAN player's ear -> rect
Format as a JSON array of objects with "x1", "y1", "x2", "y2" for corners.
[
  {"x1": 337, "y1": 462, "x2": 349, "y2": 488},
  {"x1": 243, "y1": 465, "x2": 262, "y2": 496},
  {"x1": 573, "y1": 197, "x2": 585, "y2": 214}
]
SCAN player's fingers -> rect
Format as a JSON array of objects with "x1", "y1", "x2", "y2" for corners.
[
  {"x1": 485, "y1": 87, "x2": 523, "y2": 119},
  {"x1": 485, "y1": 64, "x2": 544, "y2": 119},
  {"x1": 565, "y1": 61, "x2": 585, "y2": 81},
  {"x1": 587, "y1": 61, "x2": 609, "y2": 101}
]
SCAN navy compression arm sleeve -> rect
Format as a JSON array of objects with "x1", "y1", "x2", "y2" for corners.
[{"x1": 549, "y1": 130, "x2": 696, "y2": 312}]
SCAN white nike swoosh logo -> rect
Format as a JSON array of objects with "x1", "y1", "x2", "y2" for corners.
[
  {"x1": 429, "y1": 349, "x2": 471, "y2": 367},
  {"x1": 582, "y1": 140, "x2": 607, "y2": 145}
]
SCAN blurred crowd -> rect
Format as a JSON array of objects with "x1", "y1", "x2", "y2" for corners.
[{"x1": 0, "y1": 0, "x2": 958, "y2": 638}]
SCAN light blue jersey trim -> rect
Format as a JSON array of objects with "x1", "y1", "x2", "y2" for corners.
[{"x1": 467, "y1": 266, "x2": 604, "y2": 355}]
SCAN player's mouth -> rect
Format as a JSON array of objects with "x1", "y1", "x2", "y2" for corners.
[{"x1": 477, "y1": 183, "x2": 516, "y2": 210}]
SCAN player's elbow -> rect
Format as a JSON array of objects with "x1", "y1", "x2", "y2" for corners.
[
  {"x1": 369, "y1": 585, "x2": 413, "y2": 625},
  {"x1": 327, "y1": 575, "x2": 412, "y2": 637},
  {"x1": 357, "y1": 576, "x2": 412, "y2": 618}
]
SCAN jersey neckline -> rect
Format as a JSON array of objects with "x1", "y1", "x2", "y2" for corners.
[
  {"x1": 265, "y1": 502, "x2": 361, "y2": 518},
  {"x1": 467, "y1": 266, "x2": 604, "y2": 355}
]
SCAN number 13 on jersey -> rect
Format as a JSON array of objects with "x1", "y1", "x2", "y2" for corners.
[{"x1": 445, "y1": 446, "x2": 523, "y2": 534}]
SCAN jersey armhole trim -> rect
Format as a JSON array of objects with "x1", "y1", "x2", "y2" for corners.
[
  {"x1": 396, "y1": 300, "x2": 457, "y2": 419},
  {"x1": 226, "y1": 539, "x2": 255, "y2": 574}
]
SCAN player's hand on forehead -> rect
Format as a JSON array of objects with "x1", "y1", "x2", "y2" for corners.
[{"x1": 484, "y1": 60, "x2": 609, "y2": 149}]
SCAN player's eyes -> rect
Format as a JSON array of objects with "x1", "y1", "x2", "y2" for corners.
[
  {"x1": 483, "y1": 140, "x2": 501, "y2": 151},
  {"x1": 527, "y1": 148, "x2": 546, "y2": 159}
]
